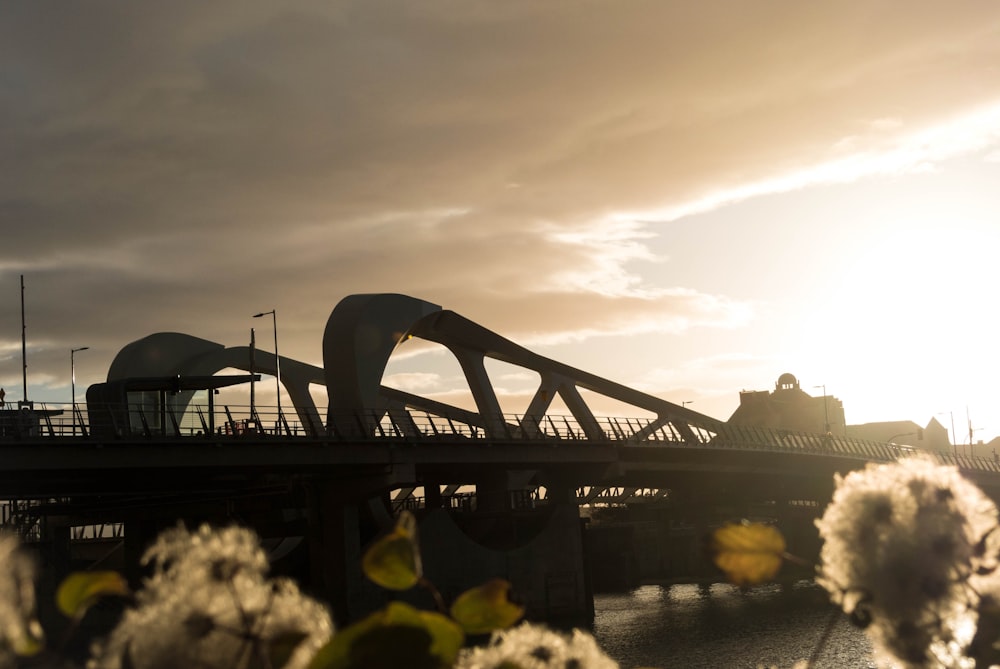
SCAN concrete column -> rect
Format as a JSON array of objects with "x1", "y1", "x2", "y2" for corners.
[
  {"x1": 305, "y1": 485, "x2": 363, "y2": 626},
  {"x1": 423, "y1": 481, "x2": 443, "y2": 510},
  {"x1": 123, "y1": 520, "x2": 163, "y2": 588},
  {"x1": 474, "y1": 469, "x2": 510, "y2": 514}
]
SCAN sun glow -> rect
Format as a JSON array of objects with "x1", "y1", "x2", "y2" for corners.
[{"x1": 787, "y1": 216, "x2": 1000, "y2": 438}]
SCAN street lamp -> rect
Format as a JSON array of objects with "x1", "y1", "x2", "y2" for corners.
[
  {"x1": 682, "y1": 401, "x2": 694, "y2": 408},
  {"x1": 813, "y1": 385, "x2": 830, "y2": 433},
  {"x1": 253, "y1": 309, "x2": 281, "y2": 428},
  {"x1": 71, "y1": 346, "x2": 89, "y2": 435}
]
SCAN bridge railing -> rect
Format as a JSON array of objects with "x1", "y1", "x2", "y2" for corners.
[
  {"x1": 704, "y1": 423, "x2": 1000, "y2": 474},
  {"x1": 4, "y1": 403, "x2": 999, "y2": 475}
]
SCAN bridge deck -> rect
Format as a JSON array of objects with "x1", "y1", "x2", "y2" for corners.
[{"x1": 2, "y1": 406, "x2": 999, "y2": 499}]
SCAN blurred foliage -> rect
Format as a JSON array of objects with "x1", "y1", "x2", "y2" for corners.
[
  {"x1": 321, "y1": 510, "x2": 527, "y2": 668},
  {"x1": 10, "y1": 621, "x2": 44, "y2": 658},
  {"x1": 449, "y1": 578, "x2": 524, "y2": 635},
  {"x1": 361, "y1": 511, "x2": 422, "y2": 591},
  {"x1": 37, "y1": 510, "x2": 527, "y2": 669},
  {"x1": 710, "y1": 521, "x2": 786, "y2": 587},
  {"x1": 56, "y1": 570, "x2": 130, "y2": 619},
  {"x1": 268, "y1": 630, "x2": 311, "y2": 669},
  {"x1": 307, "y1": 601, "x2": 463, "y2": 669}
]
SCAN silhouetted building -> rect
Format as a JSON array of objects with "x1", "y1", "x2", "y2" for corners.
[
  {"x1": 728, "y1": 373, "x2": 955, "y2": 453},
  {"x1": 727, "y1": 373, "x2": 845, "y2": 435},
  {"x1": 985, "y1": 437, "x2": 1000, "y2": 462},
  {"x1": 846, "y1": 418, "x2": 950, "y2": 453}
]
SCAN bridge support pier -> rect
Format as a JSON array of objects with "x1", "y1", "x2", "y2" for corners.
[
  {"x1": 423, "y1": 481, "x2": 442, "y2": 510},
  {"x1": 473, "y1": 470, "x2": 511, "y2": 513},
  {"x1": 416, "y1": 502, "x2": 592, "y2": 623},
  {"x1": 301, "y1": 479, "x2": 593, "y2": 625},
  {"x1": 304, "y1": 486, "x2": 366, "y2": 627}
]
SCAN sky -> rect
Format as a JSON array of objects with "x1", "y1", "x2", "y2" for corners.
[{"x1": 3, "y1": 2, "x2": 1000, "y2": 446}]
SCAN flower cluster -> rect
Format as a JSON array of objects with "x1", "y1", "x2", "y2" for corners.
[
  {"x1": 0, "y1": 533, "x2": 41, "y2": 668},
  {"x1": 815, "y1": 456, "x2": 1000, "y2": 668},
  {"x1": 455, "y1": 621, "x2": 619, "y2": 669},
  {"x1": 88, "y1": 524, "x2": 333, "y2": 669}
]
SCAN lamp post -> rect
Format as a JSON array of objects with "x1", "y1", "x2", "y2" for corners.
[
  {"x1": 253, "y1": 309, "x2": 281, "y2": 428},
  {"x1": 813, "y1": 385, "x2": 830, "y2": 433},
  {"x1": 682, "y1": 400, "x2": 694, "y2": 408},
  {"x1": 71, "y1": 346, "x2": 89, "y2": 435}
]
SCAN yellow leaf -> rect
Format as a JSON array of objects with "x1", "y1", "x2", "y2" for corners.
[
  {"x1": 56, "y1": 571, "x2": 130, "y2": 618},
  {"x1": 710, "y1": 522, "x2": 786, "y2": 587},
  {"x1": 361, "y1": 511, "x2": 422, "y2": 590},
  {"x1": 449, "y1": 578, "x2": 524, "y2": 635}
]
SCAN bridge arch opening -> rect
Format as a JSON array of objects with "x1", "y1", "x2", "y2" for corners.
[
  {"x1": 482, "y1": 359, "x2": 543, "y2": 417},
  {"x1": 577, "y1": 388, "x2": 657, "y2": 422},
  {"x1": 382, "y1": 338, "x2": 478, "y2": 412}
]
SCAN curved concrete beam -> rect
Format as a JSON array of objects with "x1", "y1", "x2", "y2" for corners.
[
  {"x1": 104, "y1": 293, "x2": 721, "y2": 443},
  {"x1": 323, "y1": 293, "x2": 441, "y2": 433},
  {"x1": 107, "y1": 332, "x2": 224, "y2": 380},
  {"x1": 106, "y1": 332, "x2": 324, "y2": 434}
]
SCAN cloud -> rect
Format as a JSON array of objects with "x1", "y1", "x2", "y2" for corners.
[
  {"x1": 4, "y1": 1, "x2": 1000, "y2": 394},
  {"x1": 381, "y1": 372, "x2": 444, "y2": 393}
]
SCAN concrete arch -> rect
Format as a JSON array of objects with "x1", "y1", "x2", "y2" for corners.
[
  {"x1": 323, "y1": 293, "x2": 442, "y2": 434},
  {"x1": 321, "y1": 293, "x2": 722, "y2": 441},
  {"x1": 100, "y1": 293, "x2": 721, "y2": 442},
  {"x1": 106, "y1": 332, "x2": 324, "y2": 434}
]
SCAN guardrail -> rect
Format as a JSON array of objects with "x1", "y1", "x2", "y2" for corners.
[{"x1": 2, "y1": 403, "x2": 997, "y2": 475}]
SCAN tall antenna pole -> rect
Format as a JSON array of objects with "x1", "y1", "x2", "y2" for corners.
[
  {"x1": 249, "y1": 328, "x2": 256, "y2": 422},
  {"x1": 967, "y1": 406, "x2": 973, "y2": 457},
  {"x1": 20, "y1": 275, "x2": 27, "y2": 403}
]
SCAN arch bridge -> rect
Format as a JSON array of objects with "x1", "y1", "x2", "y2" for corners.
[
  {"x1": 4, "y1": 293, "x2": 1000, "y2": 624},
  {"x1": 1, "y1": 292, "x2": 998, "y2": 502}
]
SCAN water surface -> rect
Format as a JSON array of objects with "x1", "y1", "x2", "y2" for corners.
[{"x1": 591, "y1": 581, "x2": 875, "y2": 668}]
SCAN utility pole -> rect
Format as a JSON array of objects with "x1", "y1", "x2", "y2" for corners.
[
  {"x1": 20, "y1": 275, "x2": 27, "y2": 405},
  {"x1": 966, "y1": 407, "x2": 983, "y2": 457},
  {"x1": 938, "y1": 411, "x2": 957, "y2": 459},
  {"x1": 968, "y1": 407, "x2": 973, "y2": 457},
  {"x1": 253, "y1": 309, "x2": 281, "y2": 428},
  {"x1": 249, "y1": 328, "x2": 256, "y2": 425}
]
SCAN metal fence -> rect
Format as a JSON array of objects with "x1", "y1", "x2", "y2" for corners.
[{"x1": 2, "y1": 403, "x2": 998, "y2": 475}]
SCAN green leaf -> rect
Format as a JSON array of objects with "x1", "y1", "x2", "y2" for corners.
[
  {"x1": 361, "y1": 511, "x2": 422, "y2": 590},
  {"x1": 449, "y1": 578, "x2": 524, "y2": 635},
  {"x1": 709, "y1": 521, "x2": 786, "y2": 587},
  {"x1": 308, "y1": 601, "x2": 463, "y2": 669},
  {"x1": 56, "y1": 571, "x2": 130, "y2": 618}
]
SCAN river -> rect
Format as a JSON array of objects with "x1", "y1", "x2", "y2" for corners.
[{"x1": 590, "y1": 581, "x2": 876, "y2": 668}]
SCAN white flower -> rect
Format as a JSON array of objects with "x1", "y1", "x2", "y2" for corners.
[
  {"x1": 815, "y1": 456, "x2": 999, "y2": 668},
  {"x1": 455, "y1": 622, "x2": 618, "y2": 669},
  {"x1": 0, "y1": 533, "x2": 42, "y2": 667},
  {"x1": 89, "y1": 524, "x2": 332, "y2": 669}
]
